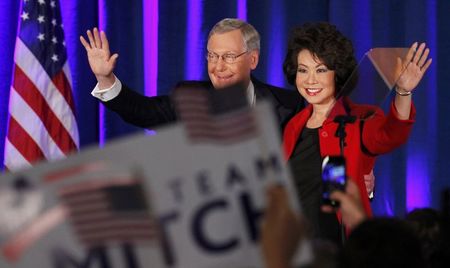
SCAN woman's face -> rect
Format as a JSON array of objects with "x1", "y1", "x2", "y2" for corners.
[{"x1": 295, "y1": 50, "x2": 336, "y2": 107}]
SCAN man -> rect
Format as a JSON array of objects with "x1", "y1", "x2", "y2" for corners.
[{"x1": 80, "y1": 18, "x2": 303, "y2": 130}]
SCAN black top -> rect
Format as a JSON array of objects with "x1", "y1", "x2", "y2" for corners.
[{"x1": 288, "y1": 127, "x2": 341, "y2": 243}]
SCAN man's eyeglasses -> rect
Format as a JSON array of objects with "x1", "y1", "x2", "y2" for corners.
[{"x1": 206, "y1": 51, "x2": 248, "y2": 64}]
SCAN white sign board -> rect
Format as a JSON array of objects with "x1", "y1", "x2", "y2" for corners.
[{"x1": 0, "y1": 101, "x2": 310, "y2": 268}]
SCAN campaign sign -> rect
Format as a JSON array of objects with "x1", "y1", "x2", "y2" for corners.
[
  {"x1": 0, "y1": 101, "x2": 310, "y2": 268},
  {"x1": 0, "y1": 164, "x2": 164, "y2": 268}
]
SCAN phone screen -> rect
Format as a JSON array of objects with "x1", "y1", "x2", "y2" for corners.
[{"x1": 322, "y1": 156, "x2": 346, "y2": 207}]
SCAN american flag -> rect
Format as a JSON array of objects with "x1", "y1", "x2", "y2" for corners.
[
  {"x1": 58, "y1": 178, "x2": 156, "y2": 247},
  {"x1": 173, "y1": 83, "x2": 259, "y2": 144},
  {"x1": 4, "y1": 0, "x2": 79, "y2": 171}
]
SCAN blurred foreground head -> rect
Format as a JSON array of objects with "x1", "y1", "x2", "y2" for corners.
[{"x1": 339, "y1": 218, "x2": 424, "y2": 268}]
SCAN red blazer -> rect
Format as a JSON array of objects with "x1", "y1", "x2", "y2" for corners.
[{"x1": 283, "y1": 98, "x2": 416, "y2": 216}]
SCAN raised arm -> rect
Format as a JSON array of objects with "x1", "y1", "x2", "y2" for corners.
[
  {"x1": 361, "y1": 43, "x2": 432, "y2": 155},
  {"x1": 394, "y1": 42, "x2": 432, "y2": 119},
  {"x1": 80, "y1": 28, "x2": 118, "y2": 89}
]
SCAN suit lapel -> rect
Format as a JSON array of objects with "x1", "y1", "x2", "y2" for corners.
[{"x1": 252, "y1": 77, "x2": 273, "y2": 101}]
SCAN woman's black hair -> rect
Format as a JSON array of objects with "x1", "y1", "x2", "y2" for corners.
[{"x1": 283, "y1": 22, "x2": 357, "y2": 96}]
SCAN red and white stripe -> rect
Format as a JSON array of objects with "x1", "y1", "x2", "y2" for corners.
[
  {"x1": 174, "y1": 89, "x2": 259, "y2": 144},
  {"x1": 58, "y1": 178, "x2": 155, "y2": 246},
  {"x1": 4, "y1": 38, "x2": 79, "y2": 171}
]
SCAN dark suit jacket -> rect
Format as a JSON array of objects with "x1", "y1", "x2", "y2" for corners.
[{"x1": 103, "y1": 77, "x2": 304, "y2": 131}]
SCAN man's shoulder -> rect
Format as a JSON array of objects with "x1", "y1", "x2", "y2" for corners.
[
  {"x1": 174, "y1": 80, "x2": 212, "y2": 91},
  {"x1": 252, "y1": 77, "x2": 302, "y2": 108}
]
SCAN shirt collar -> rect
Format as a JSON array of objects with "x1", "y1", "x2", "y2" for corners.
[{"x1": 247, "y1": 80, "x2": 256, "y2": 107}]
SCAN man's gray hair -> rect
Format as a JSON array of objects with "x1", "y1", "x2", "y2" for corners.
[{"x1": 208, "y1": 18, "x2": 260, "y2": 51}]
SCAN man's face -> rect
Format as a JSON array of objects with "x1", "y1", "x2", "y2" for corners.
[{"x1": 207, "y1": 29, "x2": 259, "y2": 89}]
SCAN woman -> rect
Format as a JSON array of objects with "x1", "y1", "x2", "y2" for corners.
[{"x1": 282, "y1": 22, "x2": 431, "y2": 242}]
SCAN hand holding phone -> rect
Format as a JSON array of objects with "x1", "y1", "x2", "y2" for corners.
[{"x1": 322, "y1": 156, "x2": 346, "y2": 207}]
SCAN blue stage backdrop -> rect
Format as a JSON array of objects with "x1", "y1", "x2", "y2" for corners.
[{"x1": 0, "y1": 0, "x2": 449, "y2": 217}]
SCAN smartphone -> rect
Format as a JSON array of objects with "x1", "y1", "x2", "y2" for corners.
[{"x1": 322, "y1": 156, "x2": 347, "y2": 207}]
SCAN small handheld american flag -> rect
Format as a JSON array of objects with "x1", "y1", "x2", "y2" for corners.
[
  {"x1": 173, "y1": 83, "x2": 259, "y2": 144},
  {"x1": 58, "y1": 178, "x2": 156, "y2": 248}
]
